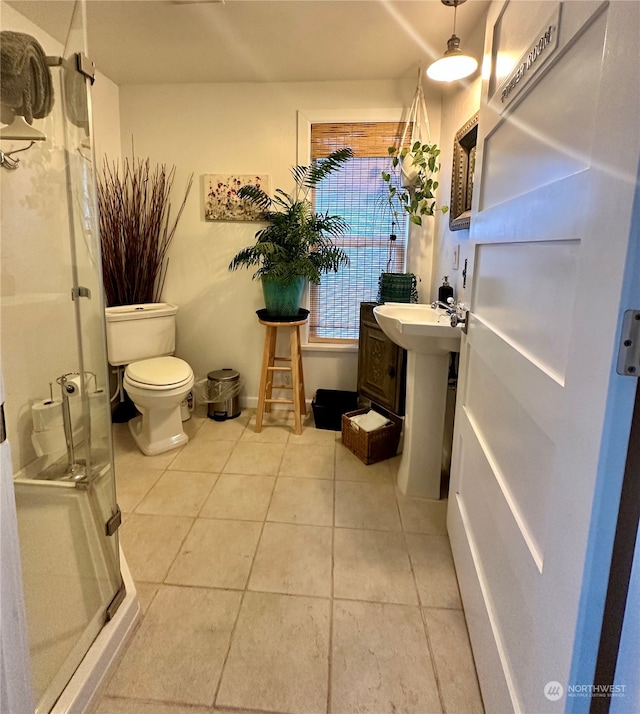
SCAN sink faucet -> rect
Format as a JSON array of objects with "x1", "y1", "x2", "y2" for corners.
[
  {"x1": 431, "y1": 299, "x2": 455, "y2": 312},
  {"x1": 431, "y1": 298, "x2": 467, "y2": 328}
]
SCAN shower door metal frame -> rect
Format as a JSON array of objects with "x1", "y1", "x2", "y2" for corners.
[{"x1": 2, "y1": 1, "x2": 124, "y2": 711}]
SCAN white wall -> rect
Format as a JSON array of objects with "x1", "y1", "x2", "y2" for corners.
[
  {"x1": 118, "y1": 80, "x2": 442, "y2": 403},
  {"x1": 431, "y1": 16, "x2": 487, "y2": 307},
  {"x1": 91, "y1": 71, "x2": 121, "y2": 163},
  {"x1": 431, "y1": 76, "x2": 482, "y2": 307}
]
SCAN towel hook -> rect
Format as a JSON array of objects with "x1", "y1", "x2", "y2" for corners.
[{"x1": 0, "y1": 141, "x2": 36, "y2": 170}]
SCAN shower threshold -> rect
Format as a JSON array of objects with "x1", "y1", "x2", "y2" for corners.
[{"x1": 35, "y1": 450, "x2": 110, "y2": 483}]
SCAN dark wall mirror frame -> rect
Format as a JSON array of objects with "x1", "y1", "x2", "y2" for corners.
[{"x1": 449, "y1": 112, "x2": 479, "y2": 232}]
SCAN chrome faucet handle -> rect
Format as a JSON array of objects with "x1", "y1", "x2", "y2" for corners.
[
  {"x1": 450, "y1": 302, "x2": 468, "y2": 329},
  {"x1": 431, "y1": 300, "x2": 453, "y2": 311}
]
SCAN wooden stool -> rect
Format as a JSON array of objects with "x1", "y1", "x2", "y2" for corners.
[{"x1": 256, "y1": 316, "x2": 307, "y2": 435}]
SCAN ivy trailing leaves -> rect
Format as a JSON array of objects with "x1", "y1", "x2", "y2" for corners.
[{"x1": 381, "y1": 141, "x2": 448, "y2": 226}]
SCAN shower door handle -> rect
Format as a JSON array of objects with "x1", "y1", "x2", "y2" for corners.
[
  {"x1": 105, "y1": 506, "x2": 122, "y2": 536},
  {"x1": 71, "y1": 286, "x2": 91, "y2": 300}
]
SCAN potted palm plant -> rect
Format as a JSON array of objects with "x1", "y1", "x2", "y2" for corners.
[{"x1": 228, "y1": 148, "x2": 353, "y2": 317}]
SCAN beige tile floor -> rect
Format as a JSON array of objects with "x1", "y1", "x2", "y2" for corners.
[{"x1": 95, "y1": 407, "x2": 484, "y2": 714}]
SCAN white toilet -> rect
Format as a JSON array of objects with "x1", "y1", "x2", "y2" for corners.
[{"x1": 105, "y1": 303, "x2": 194, "y2": 456}]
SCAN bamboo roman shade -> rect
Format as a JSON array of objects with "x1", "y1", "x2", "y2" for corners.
[
  {"x1": 309, "y1": 122, "x2": 408, "y2": 341},
  {"x1": 311, "y1": 122, "x2": 409, "y2": 159}
]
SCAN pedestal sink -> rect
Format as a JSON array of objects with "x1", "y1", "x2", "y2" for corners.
[{"x1": 373, "y1": 303, "x2": 462, "y2": 499}]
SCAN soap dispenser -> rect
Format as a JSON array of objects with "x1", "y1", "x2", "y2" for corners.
[{"x1": 438, "y1": 276, "x2": 454, "y2": 305}]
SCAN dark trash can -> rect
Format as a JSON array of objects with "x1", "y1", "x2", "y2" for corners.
[
  {"x1": 312, "y1": 389, "x2": 359, "y2": 430},
  {"x1": 207, "y1": 369, "x2": 241, "y2": 421}
]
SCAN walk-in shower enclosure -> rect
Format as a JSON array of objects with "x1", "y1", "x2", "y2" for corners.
[{"x1": 1, "y1": 2, "x2": 132, "y2": 712}]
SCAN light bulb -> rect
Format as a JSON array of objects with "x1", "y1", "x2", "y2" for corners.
[
  {"x1": 427, "y1": 32, "x2": 478, "y2": 83},
  {"x1": 427, "y1": 53, "x2": 478, "y2": 82}
]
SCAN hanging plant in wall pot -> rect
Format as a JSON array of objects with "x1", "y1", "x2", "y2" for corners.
[
  {"x1": 401, "y1": 152, "x2": 421, "y2": 188},
  {"x1": 382, "y1": 142, "x2": 448, "y2": 226}
]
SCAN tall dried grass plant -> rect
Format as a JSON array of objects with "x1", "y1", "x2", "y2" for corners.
[{"x1": 97, "y1": 157, "x2": 193, "y2": 306}]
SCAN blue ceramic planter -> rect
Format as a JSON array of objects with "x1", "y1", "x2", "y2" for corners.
[{"x1": 261, "y1": 276, "x2": 305, "y2": 317}]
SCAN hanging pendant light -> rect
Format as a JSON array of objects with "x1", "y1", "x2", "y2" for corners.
[{"x1": 427, "y1": 0, "x2": 478, "y2": 83}]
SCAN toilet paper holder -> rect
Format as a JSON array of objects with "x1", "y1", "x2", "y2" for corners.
[{"x1": 55, "y1": 371, "x2": 96, "y2": 481}]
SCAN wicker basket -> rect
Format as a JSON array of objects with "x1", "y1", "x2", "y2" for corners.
[{"x1": 341, "y1": 408, "x2": 402, "y2": 465}]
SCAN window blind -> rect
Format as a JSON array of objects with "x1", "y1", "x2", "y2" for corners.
[{"x1": 310, "y1": 122, "x2": 409, "y2": 341}]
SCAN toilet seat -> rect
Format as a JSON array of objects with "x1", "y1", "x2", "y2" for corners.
[{"x1": 125, "y1": 356, "x2": 193, "y2": 391}]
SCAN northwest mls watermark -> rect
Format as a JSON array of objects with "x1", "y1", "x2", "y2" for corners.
[{"x1": 544, "y1": 681, "x2": 627, "y2": 701}]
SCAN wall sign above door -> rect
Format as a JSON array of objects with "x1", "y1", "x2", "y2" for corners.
[{"x1": 491, "y1": 4, "x2": 561, "y2": 113}]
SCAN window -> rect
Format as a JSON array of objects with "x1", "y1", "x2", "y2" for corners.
[{"x1": 309, "y1": 122, "x2": 408, "y2": 341}]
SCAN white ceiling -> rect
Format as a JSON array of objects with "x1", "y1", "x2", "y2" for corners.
[{"x1": 7, "y1": 0, "x2": 490, "y2": 85}]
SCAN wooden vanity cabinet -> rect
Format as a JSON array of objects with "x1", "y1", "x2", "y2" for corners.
[{"x1": 357, "y1": 302, "x2": 406, "y2": 416}]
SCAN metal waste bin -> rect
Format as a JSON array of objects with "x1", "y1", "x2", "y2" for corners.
[{"x1": 207, "y1": 369, "x2": 241, "y2": 421}]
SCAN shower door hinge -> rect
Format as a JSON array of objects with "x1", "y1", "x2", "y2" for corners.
[
  {"x1": 105, "y1": 506, "x2": 122, "y2": 536},
  {"x1": 75, "y1": 53, "x2": 96, "y2": 85},
  {"x1": 617, "y1": 310, "x2": 640, "y2": 376},
  {"x1": 0, "y1": 402, "x2": 6, "y2": 444},
  {"x1": 106, "y1": 581, "x2": 126, "y2": 622},
  {"x1": 71, "y1": 286, "x2": 91, "y2": 300}
]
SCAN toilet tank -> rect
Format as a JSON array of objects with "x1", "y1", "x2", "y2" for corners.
[{"x1": 105, "y1": 303, "x2": 178, "y2": 366}]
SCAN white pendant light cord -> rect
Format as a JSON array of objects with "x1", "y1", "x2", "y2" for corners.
[{"x1": 426, "y1": 0, "x2": 478, "y2": 82}]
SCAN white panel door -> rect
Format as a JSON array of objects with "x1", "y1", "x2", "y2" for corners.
[{"x1": 448, "y1": 2, "x2": 640, "y2": 712}]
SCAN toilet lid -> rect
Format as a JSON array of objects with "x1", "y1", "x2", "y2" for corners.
[{"x1": 125, "y1": 356, "x2": 193, "y2": 388}]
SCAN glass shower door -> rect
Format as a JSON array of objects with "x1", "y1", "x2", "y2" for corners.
[
  {"x1": 5, "y1": 1, "x2": 122, "y2": 712},
  {"x1": 60, "y1": 0, "x2": 121, "y2": 575}
]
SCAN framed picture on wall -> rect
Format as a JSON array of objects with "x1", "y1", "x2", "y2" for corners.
[
  {"x1": 204, "y1": 174, "x2": 270, "y2": 222},
  {"x1": 449, "y1": 113, "x2": 478, "y2": 232}
]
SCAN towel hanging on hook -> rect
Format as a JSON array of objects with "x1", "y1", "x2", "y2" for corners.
[
  {"x1": 0, "y1": 30, "x2": 54, "y2": 126},
  {"x1": 0, "y1": 30, "x2": 51, "y2": 165}
]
